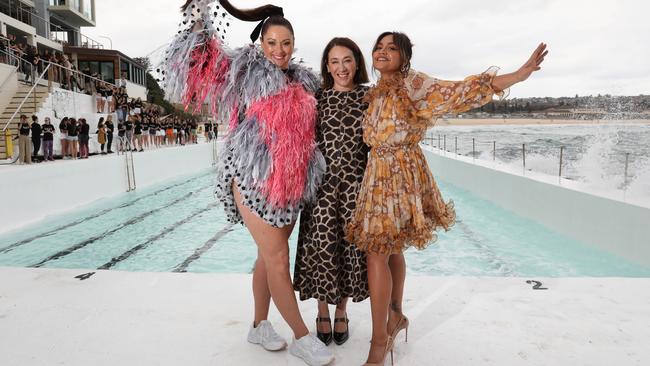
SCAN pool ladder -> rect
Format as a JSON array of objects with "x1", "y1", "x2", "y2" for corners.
[
  {"x1": 210, "y1": 128, "x2": 220, "y2": 166},
  {"x1": 118, "y1": 137, "x2": 137, "y2": 192}
]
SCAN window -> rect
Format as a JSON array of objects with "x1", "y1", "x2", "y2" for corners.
[
  {"x1": 100, "y1": 61, "x2": 114, "y2": 85},
  {"x1": 82, "y1": 0, "x2": 92, "y2": 20},
  {"x1": 120, "y1": 60, "x2": 130, "y2": 80},
  {"x1": 78, "y1": 60, "x2": 114, "y2": 84}
]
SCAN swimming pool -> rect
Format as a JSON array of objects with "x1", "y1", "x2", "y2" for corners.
[{"x1": 1, "y1": 169, "x2": 649, "y2": 277}]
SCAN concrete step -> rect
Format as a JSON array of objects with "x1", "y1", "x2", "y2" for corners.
[
  {"x1": 4, "y1": 103, "x2": 44, "y2": 109},
  {"x1": 12, "y1": 94, "x2": 49, "y2": 99},
  {"x1": 2, "y1": 111, "x2": 39, "y2": 117},
  {"x1": 4, "y1": 105, "x2": 45, "y2": 112},
  {"x1": 7, "y1": 98, "x2": 47, "y2": 103}
]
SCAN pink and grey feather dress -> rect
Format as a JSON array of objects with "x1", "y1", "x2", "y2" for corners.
[{"x1": 161, "y1": 0, "x2": 324, "y2": 227}]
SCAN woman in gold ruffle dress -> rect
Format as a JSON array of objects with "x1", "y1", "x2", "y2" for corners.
[{"x1": 346, "y1": 32, "x2": 548, "y2": 366}]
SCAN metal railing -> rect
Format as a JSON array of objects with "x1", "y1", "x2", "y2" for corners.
[
  {"x1": 2, "y1": 51, "x2": 122, "y2": 153},
  {"x1": 211, "y1": 133, "x2": 219, "y2": 166},
  {"x1": 0, "y1": 48, "x2": 35, "y2": 85},
  {"x1": 118, "y1": 136, "x2": 137, "y2": 192},
  {"x1": 2, "y1": 63, "x2": 50, "y2": 133},
  {"x1": 422, "y1": 133, "x2": 635, "y2": 189}
]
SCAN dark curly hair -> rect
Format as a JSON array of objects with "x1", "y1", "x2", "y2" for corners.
[{"x1": 372, "y1": 31, "x2": 413, "y2": 76}]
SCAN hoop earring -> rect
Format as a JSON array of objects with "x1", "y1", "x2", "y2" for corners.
[{"x1": 401, "y1": 63, "x2": 410, "y2": 77}]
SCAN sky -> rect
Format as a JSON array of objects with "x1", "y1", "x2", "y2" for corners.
[{"x1": 82, "y1": 0, "x2": 650, "y2": 98}]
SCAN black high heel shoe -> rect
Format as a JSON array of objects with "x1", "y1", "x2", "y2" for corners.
[
  {"x1": 333, "y1": 314, "x2": 349, "y2": 345},
  {"x1": 316, "y1": 317, "x2": 333, "y2": 345}
]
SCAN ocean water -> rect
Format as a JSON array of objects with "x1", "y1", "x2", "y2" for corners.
[{"x1": 427, "y1": 123, "x2": 650, "y2": 205}]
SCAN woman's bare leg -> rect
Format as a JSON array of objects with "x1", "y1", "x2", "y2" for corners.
[
  {"x1": 234, "y1": 187, "x2": 309, "y2": 339},
  {"x1": 365, "y1": 252, "x2": 392, "y2": 363},
  {"x1": 334, "y1": 297, "x2": 349, "y2": 333},
  {"x1": 252, "y1": 249, "x2": 271, "y2": 326},
  {"x1": 387, "y1": 253, "x2": 406, "y2": 332},
  {"x1": 317, "y1": 301, "x2": 331, "y2": 333}
]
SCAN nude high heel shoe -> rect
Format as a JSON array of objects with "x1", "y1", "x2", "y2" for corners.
[
  {"x1": 362, "y1": 336, "x2": 394, "y2": 366},
  {"x1": 389, "y1": 311, "x2": 410, "y2": 343}
]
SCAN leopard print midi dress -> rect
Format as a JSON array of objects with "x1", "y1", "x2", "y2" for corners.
[{"x1": 293, "y1": 86, "x2": 370, "y2": 304}]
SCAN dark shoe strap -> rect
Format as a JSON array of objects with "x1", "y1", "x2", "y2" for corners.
[
  {"x1": 316, "y1": 317, "x2": 331, "y2": 323},
  {"x1": 334, "y1": 317, "x2": 349, "y2": 323}
]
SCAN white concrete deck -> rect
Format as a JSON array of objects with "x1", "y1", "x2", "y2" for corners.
[{"x1": 0, "y1": 267, "x2": 649, "y2": 366}]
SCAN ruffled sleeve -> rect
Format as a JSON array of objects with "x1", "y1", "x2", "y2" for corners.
[
  {"x1": 405, "y1": 67, "x2": 506, "y2": 123},
  {"x1": 161, "y1": 0, "x2": 232, "y2": 114}
]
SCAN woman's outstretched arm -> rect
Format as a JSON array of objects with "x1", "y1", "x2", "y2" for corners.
[{"x1": 492, "y1": 42, "x2": 548, "y2": 92}]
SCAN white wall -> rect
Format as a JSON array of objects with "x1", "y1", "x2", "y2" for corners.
[
  {"x1": 0, "y1": 63, "x2": 18, "y2": 118},
  {"x1": 422, "y1": 146, "x2": 650, "y2": 266},
  {"x1": 0, "y1": 143, "x2": 213, "y2": 235},
  {"x1": 37, "y1": 86, "x2": 117, "y2": 154},
  {"x1": 126, "y1": 81, "x2": 147, "y2": 100}
]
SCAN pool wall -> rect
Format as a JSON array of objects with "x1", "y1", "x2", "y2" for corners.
[
  {"x1": 0, "y1": 143, "x2": 213, "y2": 234},
  {"x1": 3, "y1": 141, "x2": 648, "y2": 266},
  {"x1": 422, "y1": 145, "x2": 650, "y2": 266}
]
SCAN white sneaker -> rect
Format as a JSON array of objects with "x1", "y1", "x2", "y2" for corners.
[
  {"x1": 289, "y1": 334, "x2": 335, "y2": 366},
  {"x1": 247, "y1": 320, "x2": 287, "y2": 351}
]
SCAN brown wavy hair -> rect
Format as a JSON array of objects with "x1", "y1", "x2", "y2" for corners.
[{"x1": 320, "y1": 37, "x2": 369, "y2": 90}]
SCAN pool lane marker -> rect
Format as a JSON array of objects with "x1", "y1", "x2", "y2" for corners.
[
  {"x1": 75, "y1": 272, "x2": 96, "y2": 281},
  {"x1": 0, "y1": 172, "x2": 212, "y2": 254},
  {"x1": 455, "y1": 220, "x2": 517, "y2": 276},
  {"x1": 29, "y1": 185, "x2": 211, "y2": 268},
  {"x1": 172, "y1": 223, "x2": 235, "y2": 273},
  {"x1": 97, "y1": 203, "x2": 220, "y2": 270}
]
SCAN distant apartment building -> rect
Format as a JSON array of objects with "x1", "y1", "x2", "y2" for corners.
[{"x1": 1, "y1": 0, "x2": 147, "y2": 98}]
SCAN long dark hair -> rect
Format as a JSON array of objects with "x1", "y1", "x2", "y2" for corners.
[
  {"x1": 320, "y1": 37, "x2": 369, "y2": 90},
  {"x1": 372, "y1": 31, "x2": 413, "y2": 76},
  {"x1": 181, "y1": 0, "x2": 292, "y2": 39}
]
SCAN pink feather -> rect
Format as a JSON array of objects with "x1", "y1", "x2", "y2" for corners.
[
  {"x1": 183, "y1": 38, "x2": 230, "y2": 114},
  {"x1": 246, "y1": 83, "x2": 317, "y2": 208}
]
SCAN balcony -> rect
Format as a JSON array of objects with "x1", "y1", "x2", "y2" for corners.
[{"x1": 48, "y1": 0, "x2": 95, "y2": 27}]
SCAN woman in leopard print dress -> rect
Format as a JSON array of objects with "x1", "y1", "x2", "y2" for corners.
[{"x1": 294, "y1": 38, "x2": 370, "y2": 346}]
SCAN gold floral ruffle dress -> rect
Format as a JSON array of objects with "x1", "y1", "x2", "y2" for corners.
[{"x1": 345, "y1": 68, "x2": 504, "y2": 254}]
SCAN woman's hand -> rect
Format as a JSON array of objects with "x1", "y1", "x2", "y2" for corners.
[
  {"x1": 516, "y1": 43, "x2": 548, "y2": 82},
  {"x1": 491, "y1": 42, "x2": 548, "y2": 92}
]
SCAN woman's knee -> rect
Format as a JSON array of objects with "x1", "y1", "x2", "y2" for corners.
[
  {"x1": 261, "y1": 244, "x2": 290, "y2": 271},
  {"x1": 367, "y1": 252, "x2": 391, "y2": 267}
]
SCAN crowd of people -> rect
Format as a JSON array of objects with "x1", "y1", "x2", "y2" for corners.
[
  {"x1": 2, "y1": 32, "x2": 222, "y2": 163},
  {"x1": 0, "y1": 33, "x2": 40, "y2": 83},
  {"x1": 1, "y1": 32, "x2": 117, "y2": 93},
  {"x1": 12, "y1": 113, "x2": 216, "y2": 164}
]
